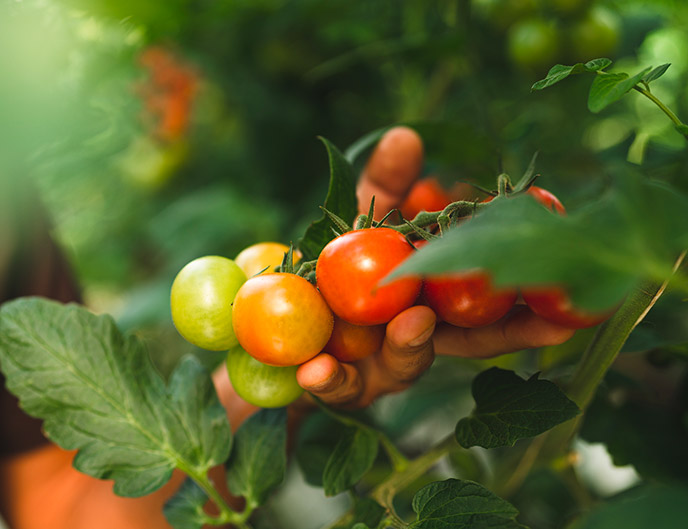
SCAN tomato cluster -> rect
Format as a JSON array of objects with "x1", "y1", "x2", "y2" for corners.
[{"x1": 170, "y1": 183, "x2": 614, "y2": 409}]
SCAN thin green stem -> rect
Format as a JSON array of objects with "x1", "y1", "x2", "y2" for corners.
[
  {"x1": 394, "y1": 200, "x2": 488, "y2": 234},
  {"x1": 633, "y1": 84, "x2": 687, "y2": 135}
]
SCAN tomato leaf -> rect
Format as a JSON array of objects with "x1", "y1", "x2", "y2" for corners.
[
  {"x1": 295, "y1": 412, "x2": 349, "y2": 487},
  {"x1": 455, "y1": 368, "x2": 579, "y2": 449},
  {"x1": 298, "y1": 137, "x2": 357, "y2": 261},
  {"x1": 409, "y1": 479, "x2": 527, "y2": 528},
  {"x1": 588, "y1": 67, "x2": 652, "y2": 113},
  {"x1": 330, "y1": 497, "x2": 386, "y2": 529},
  {"x1": 642, "y1": 63, "x2": 671, "y2": 84},
  {"x1": 387, "y1": 174, "x2": 688, "y2": 311},
  {"x1": 531, "y1": 59, "x2": 611, "y2": 91},
  {"x1": 226, "y1": 407, "x2": 287, "y2": 506},
  {"x1": 163, "y1": 478, "x2": 210, "y2": 529},
  {"x1": 322, "y1": 426, "x2": 378, "y2": 496},
  {"x1": 568, "y1": 484, "x2": 688, "y2": 529},
  {"x1": 0, "y1": 298, "x2": 231, "y2": 497}
]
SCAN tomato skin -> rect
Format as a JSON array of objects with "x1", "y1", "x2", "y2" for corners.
[
  {"x1": 521, "y1": 287, "x2": 614, "y2": 329},
  {"x1": 324, "y1": 316, "x2": 385, "y2": 363},
  {"x1": 235, "y1": 242, "x2": 301, "y2": 278},
  {"x1": 316, "y1": 228, "x2": 422, "y2": 326},
  {"x1": 423, "y1": 272, "x2": 518, "y2": 328},
  {"x1": 232, "y1": 273, "x2": 333, "y2": 366},
  {"x1": 170, "y1": 256, "x2": 247, "y2": 351},
  {"x1": 400, "y1": 177, "x2": 452, "y2": 220},
  {"x1": 226, "y1": 346, "x2": 303, "y2": 408}
]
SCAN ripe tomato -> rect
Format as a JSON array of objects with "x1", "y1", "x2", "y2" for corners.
[
  {"x1": 400, "y1": 177, "x2": 452, "y2": 220},
  {"x1": 170, "y1": 255, "x2": 247, "y2": 350},
  {"x1": 324, "y1": 316, "x2": 385, "y2": 363},
  {"x1": 232, "y1": 273, "x2": 333, "y2": 366},
  {"x1": 423, "y1": 272, "x2": 518, "y2": 328},
  {"x1": 521, "y1": 287, "x2": 614, "y2": 329},
  {"x1": 316, "y1": 228, "x2": 422, "y2": 326},
  {"x1": 235, "y1": 242, "x2": 301, "y2": 278},
  {"x1": 226, "y1": 346, "x2": 303, "y2": 408},
  {"x1": 483, "y1": 185, "x2": 566, "y2": 215}
]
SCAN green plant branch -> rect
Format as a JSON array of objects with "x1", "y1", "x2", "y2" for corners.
[
  {"x1": 393, "y1": 200, "x2": 488, "y2": 234},
  {"x1": 632, "y1": 84, "x2": 688, "y2": 136}
]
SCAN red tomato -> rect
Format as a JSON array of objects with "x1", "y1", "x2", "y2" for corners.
[
  {"x1": 232, "y1": 273, "x2": 334, "y2": 366},
  {"x1": 423, "y1": 272, "x2": 518, "y2": 328},
  {"x1": 316, "y1": 228, "x2": 422, "y2": 326},
  {"x1": 400, "y1": 177, "x2": 452, "y2": 220},
  {"x1": 483, "y1": 185, "x2": 566, "y2": 215},
  {"x1": 521, "y1": 287, "x2": 614, "y2": 329},
  {"x1": 324, "y1": 316, "x2": 386, "y2": 363}
]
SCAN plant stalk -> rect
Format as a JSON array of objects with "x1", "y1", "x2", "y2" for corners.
[{"x1": 632, "y1": 84, "x2": 687, "y2": 136}]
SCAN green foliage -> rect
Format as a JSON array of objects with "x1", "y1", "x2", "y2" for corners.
[
  {"x1": 163, "y1": 478, "x2": 209, "y2": 529},
  {"x1": 588, "y1": 67, "x2": 652, "y2": 113},
  {"x1": 410, "y1": 479, "x2": 527, "y2": 529},
  {"x1": 298, "y1": 137, "x2": 358, "y2": 260},
  {"x1": 323, "y1": 426, "x2": 379, "y2": 496},
  {"x1": 330, "y1": 498, "x2": 386, "y2": 529},
  {"x1": 455, "y1": 368, "x2": 579, "y2": 449},
  {"x1": 226, "y1": 408, "x2": 288, "y2": 507},
  {"x1": 531, "y1": 59, "x2": 612, "y2": 91},
  {"x1": 0, "y1": 298, "x2": 231, "y2": 497}
]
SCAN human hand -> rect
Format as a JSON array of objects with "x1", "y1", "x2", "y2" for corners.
[{"x1": 295, "y1": 126, "x2": 575, "y2": 408}]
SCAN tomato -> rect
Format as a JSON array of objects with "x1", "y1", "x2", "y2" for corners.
[
  {"x1": 316, "y1": 228, "x2": 422, "y2": 326},
  {"x1": 521, "y1": 286, "x2": 614, "y2": 329},
  {"x1": 170, "y1": 255, "x2": 247, "y2": 350},
  {"x1": 235, "y1": 242, "x2": 301, "y2": 278},
  {"x1": 232, "y1": 273, "x2": 333, "y2": 366},
  {"x1": 483, "y1": 185, "x2": 566, "y2": 215},
  {"x1": 226, "y1": 346, "x2": 303, "y2": 408},
  {"x1": 423, "y1": 272, "x2": 518, "y2": 328},
  {"x1": 568, "y1": 7, "x2": 620, "y2": 64},
  {"x1": 400, "y1": 177, "x2": 452, "y2": 220},
  {"x1": 324, "y1": 316, "x2": 385, "y2": 363},
  {"x1": 507, "y1": 17, "x2": 560, "y2": 71}
]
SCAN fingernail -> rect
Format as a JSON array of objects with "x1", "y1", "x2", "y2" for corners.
[{"x1": 408, "y1": 324, "x2": 435, "y2": 347}]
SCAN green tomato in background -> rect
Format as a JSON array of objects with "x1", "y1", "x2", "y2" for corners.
[
  {"x1": 568, "y1": 6, "x2": 620, "y2": 63},
  {"x1": 171, "y1": 256, "x2": 247, "y2": 350},
  {"x1": 227, "y1": 346, "x2": 304, "y2": 408},
  {"x1": 507, "y1": 17, "x2": 561, "y2": 71}
]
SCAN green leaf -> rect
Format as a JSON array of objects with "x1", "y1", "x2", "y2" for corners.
[
  {"x1": 163, "y1": 478, "x2": 210, "y2": 529},
  {"x1": 386, "y1": 174, "x2": 688, "y2": 311},
  {"x1": 455, "y1": 368, "x2": 579, "y2": 449},
  {"x1": 0, "y1": 298, "x2": 231, "y2": 497},
  {"x1": 642, "y1": 63, "x2": 671, "y2": 84},
  {"x1": 410, "y1": 479, "x2": 527, "y2": 528},
  {"x1": 569, "y1": 484, "x2": 688, "y2": 529},
  {"x1": 330, "y1": 497, "x2": 386, "y2": 529},
  {"x1": 585, "y1": 58, "x2": 613, "y2": 71},
  {"x1": 531, "y1": 63, "x2": 588, "y2": 91},
  {"x1": 588, "y1": 67, "x2": 652, "y2": 113},
  {"x1": 323, "y1": 426, "x2": 379, "y2": 496},
  {"x1": 298, "y1": 137, "x2": 357, "y2": 261},
  {"x1": 226, "y1": 408, "x2": 287, "y2": 506}
]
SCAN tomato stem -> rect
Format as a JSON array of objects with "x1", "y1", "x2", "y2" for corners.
[{"x1": 393, "y1": 200, "x2": 488, "y2": 234}]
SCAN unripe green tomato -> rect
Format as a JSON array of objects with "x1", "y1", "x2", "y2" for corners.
[
  {"x1": 507, "y1": 17, "x2": 560, "y2": 71},
  {"x1": 227, "y1": 346, "x2": 304, "y2": 408},
  {"x1": 568, "y1": 7, "x2": 620, "y2": 63},
  {"x1": 170, "y1": 256, "x2": 247, "y2": 350}
]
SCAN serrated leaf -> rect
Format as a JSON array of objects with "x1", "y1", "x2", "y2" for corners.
[
  {"x1": 569, "y1": 484, "x2": 688, "y2": 529},
  {"x1": 0, "y1": 298, "x2": 231, "y2": 497},
  {"x1": 531, "y1": 63, "x2": 588, "y2": 91},
  {"x1": 588, "y1": 67, "x2": 652, "y2": 113},
  {"x1": 226, "y1": 408, "x2": 287, "y2": 506},
  {"x1": 642, "y1": 63, "x2": 670, "y2": 84},
  {"x1": 455, "y1": 368, "x2": 579, "y2": 449},
  {"x1": 386, "y1": 174, "x2": 688, "y2": 311},
  {"x1": 410, "y1": 479, "x2": 527, "y2": 528},
  {"x1": 298, "y1": 137, "x2": 357, "y2": 260},
  {"x1": 163, "y1": 478, "x2": 209, "y2": 529},
  {"x1": 323, "y1": 426, "x2": 378, "y2": 496}
]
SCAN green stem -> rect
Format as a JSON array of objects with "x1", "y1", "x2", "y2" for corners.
[
  {"x1": 371, "y1": 434, "x2": 457, "y2": 523},
  {"x1": 633, "y1": 84, "x2": 687, "y2": 135},
  {"x1": 394, "y1": 200, "x2": 488, "y2": 234},
  {"x1": 540, "y1": 252, "x2": 685, "y2": 461}
]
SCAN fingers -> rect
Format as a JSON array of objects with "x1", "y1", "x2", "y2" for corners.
[
  {"x1": 296, "y1": 353, "x2": 363, "y2": 406},
  {"x1": 357, "y1": 126, "x2": 424, "y2": 220},
  {"x1": 433, "y1": 306, "x2": 576, "y2": 359}
]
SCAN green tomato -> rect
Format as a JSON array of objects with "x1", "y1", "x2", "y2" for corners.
[
  {"x1": 227, "y1": 346, "x2": 304, "y2": 408},
  {"x1": 568, "y1": 7, "x2": 620, "y2": 63},
  {"x1": 171, "y1": 255, "x2": 247, "y2": 350},
  {"x1": 507, "y1": 17, "x2": 560, "y2": 71}
]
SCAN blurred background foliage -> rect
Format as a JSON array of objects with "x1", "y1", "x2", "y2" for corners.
[{"x1": 2, "y1": 1, "x2": 688, "y2": 527}]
